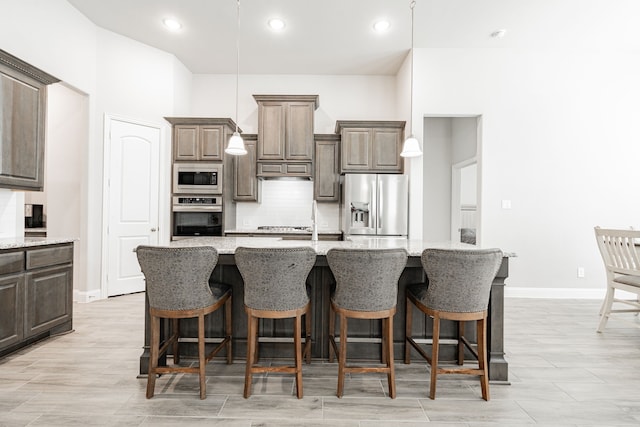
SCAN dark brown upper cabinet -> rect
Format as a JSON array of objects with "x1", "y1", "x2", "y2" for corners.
[
  {"x1": 336, "y1": 120, "x2": 405, "y2": 174},
  {"x1": 314, "y1": 134, "x2": 340, "y2": 202},
  {"x1": 164, "y1": 117, "x2": 238, "y2": 162},
  {"x1": 0, "y1": 50, "x2": 59, "y2": 191},
  {"x1": 253, "y1": 95, "x2": 318, "y2": 178}
]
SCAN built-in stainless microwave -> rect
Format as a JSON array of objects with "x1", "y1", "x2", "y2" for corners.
[
  {"x1": 172, "y1": 196, "x2": 223, "y2": 239},
  {"x1": 173, "y1": 163, "x2": 223, "y2": 194}
]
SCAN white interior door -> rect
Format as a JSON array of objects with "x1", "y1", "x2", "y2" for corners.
[
  {"x1": 451, "y1": 160, "x2": 477, "y2": 244},
  {"x1": 106, "y1": 118, "x2": 160, "y2": 296}
]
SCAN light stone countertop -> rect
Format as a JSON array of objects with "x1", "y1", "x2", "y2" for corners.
[
  {"x1": 169, "y1": 236, "x2": 510, "y2": 257},
  {"x1": 224, "y1": 228, "x2": 342, "y2": 235},
  {"x1": 0, "y1": 237, "x2": 76, "y2": 250}
]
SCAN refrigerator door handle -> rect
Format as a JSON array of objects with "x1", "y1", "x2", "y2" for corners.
[
  {"x1": 370, "y1": 185, "x2": 376, "y2": 230},
  {"x1": 377, "y1": 178, "x2": 382, "y2": 232}
]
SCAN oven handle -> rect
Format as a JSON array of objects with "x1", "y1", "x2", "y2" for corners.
[{"x1": 172, "y1": 205, "x2": 222, "y2": 213}]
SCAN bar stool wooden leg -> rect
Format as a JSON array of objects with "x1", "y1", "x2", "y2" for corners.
[
  {"x1": 304, "y1": 306, "x2": 312, "y2": 364},
  {"x1": 147, "y1": 315, "x2": 160, "y2": 399},
  {"x1": 244, "y1": 312, "x2": 256, "y2": 398},
  {"x1": 225, "y1": 296, "x2": 233, "y2": 364},
  {"x1": 328, "y1": 305, "x2": 336, "y2": 363},
  {"x1": 430, "y1": 316, "x2": 440, "y2": 400},
  {"x1": 404, "y1": 297, "x2": 413, "y2": 364},
  {"x1": 386, "y1": 315, "x2": 396, "y2": 399},
  {"x1": 172, "y1": 318, "x2": 180, "y2": 364},
  {"x1": 381, "y1": 318, "x2": 387, "y2": 364},
  {"x1": 198, "y1": 313, "x2": 206, "y2": 399},
  {"x1": 337, "y1": 313, "x2": 348, "y2": 398},
  {"x1": 457, "y1": 320, "x2": 465, "y2": 366},
  {"x1": 294, "y1": 314, "x2": 303, "y2": 399},
  {"x1": 478, "y1": 317, "x2": 489, "y2": 400}
]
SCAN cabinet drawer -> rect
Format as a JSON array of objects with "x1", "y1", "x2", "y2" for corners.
[
  {"x1": 257, "y1": 162, "x2": 312, "y2": 177},
  {"x1": 257, "y1": 163, "x2": 285, "y2": 175},
  {"x1": 0, "y1": 251, "x2": 24, "y2": 275},
  {"x1": 285, "y1": 163, "x2": 311, "y2": 175},
  {"x1": 26, "y1": 245, "x2": 73, "y2": 270}
]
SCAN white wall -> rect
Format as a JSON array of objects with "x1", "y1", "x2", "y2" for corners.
[
  {"x1": 0, "y1": 190, "x2": 24, "y2": 238},
  {"x1": 423, "y1": 118, "x2": 453, "y2": 242},
  {"x1": 45, "y1": 83, "x2": 88, "y2": 298},
  {"x1": 0, "y1": 0, "x2": 97, "y2": 94},
  {"x1": 0, "y1": 0, "x2": 192, "y2": 301},
  {"x1": 413, "y1": 47, "x2": 640, "y2": 296},
  {"x1": 451, "y1": 117, "x2": 477, "y2": 164}
]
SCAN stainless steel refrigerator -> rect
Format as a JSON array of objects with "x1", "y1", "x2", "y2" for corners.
[{"x1": 340, "y1": 174, "x2": 408, "y2": 237}]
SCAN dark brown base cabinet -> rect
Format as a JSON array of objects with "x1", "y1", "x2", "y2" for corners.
[
  {"x1": 0, "y1": 242, "x2": 74, "y2": 357},
  {"x1": 139, "y1": 253, "x2": 510, "y2": 383}
]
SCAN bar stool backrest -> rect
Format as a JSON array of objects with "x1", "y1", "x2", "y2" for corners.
[
  {"x1": 235, "y1": 246, "x2": 316, "y2": 311},
  {"x1": 327, "y1": 248, "x2": 408, "y2": 311},
  {"x1": 421, "y1": 248, "x2": 503, "y2": 313},
  {"x1": 136, "y1": 246, "x2": 218, "y2": 311}
]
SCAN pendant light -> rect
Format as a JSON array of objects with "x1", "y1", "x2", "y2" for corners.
[
  {"x1": 225, "y1": 0, "x2": 247, "y2": 155},
  {"x1": 400, "y1": 0, "x2": 423, "y2": 158}
]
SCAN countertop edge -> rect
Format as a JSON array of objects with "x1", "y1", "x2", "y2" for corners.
[
  {"x1": 0, "y1": 237, "x2": 76, "y2": 250},
  {"x1": 169, "y1": 236, "x2": 514, "y2": 258}
]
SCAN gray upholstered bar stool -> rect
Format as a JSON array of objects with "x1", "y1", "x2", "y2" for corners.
[
  {"x1": 326, "y1": 248, "x2": 408, "y2": 399},
  {"x1": 136, "y1": 245, "x2": 232, "y2": 399},
  {"x1": 234, "y1": 246, "x2": 316, "y2": 399},
  {"x1": 404, "y1": 248, "x2": 502, "y2": 400}
]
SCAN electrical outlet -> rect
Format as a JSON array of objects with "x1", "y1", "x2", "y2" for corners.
[{"x1": 577, "y1": 267, "x2": 585, "y2": 278}]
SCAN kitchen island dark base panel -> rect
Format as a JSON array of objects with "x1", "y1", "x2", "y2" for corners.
[{"x1": 139, "y1": 254, "x2": 509, "y2": 382}]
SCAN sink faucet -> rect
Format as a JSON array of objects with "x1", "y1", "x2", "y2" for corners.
[{"x1": 311, "y1": 200, "x2": 318, "y2": 242}]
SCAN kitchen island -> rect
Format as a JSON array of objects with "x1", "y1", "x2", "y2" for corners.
[{"x1": 139, "y1": 237, "x2": 511, "y2": 382}]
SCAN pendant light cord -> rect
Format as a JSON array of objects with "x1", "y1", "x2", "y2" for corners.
[
  {"x1": 409, "y1": 0, "x2": 415, "y2": 137},
  {"x1": 235, "y1": 0, "x2": 240, "y2": 133}
]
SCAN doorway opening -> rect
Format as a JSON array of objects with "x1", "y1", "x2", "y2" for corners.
[{"x1": 422, "y1": 115, "x2": 481, "y2": 244}]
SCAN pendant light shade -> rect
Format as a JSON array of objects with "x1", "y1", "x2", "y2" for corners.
[
  {"x1": 402, "y1": 0, "x2": 423, "y2": 158},
  {"x1": 226, "y1": 131, "x2": 247, "y2": 155},
  {"x1": 400, "y1": 135, "x2": 422, "y2": 157},
  {"x1": 225, "y1": 0, "x2": 246, "y2": 156}
]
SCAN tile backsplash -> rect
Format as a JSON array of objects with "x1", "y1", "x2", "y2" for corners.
[{"x1": 235, "y1": 180, "x2": 339, "y2": 230}]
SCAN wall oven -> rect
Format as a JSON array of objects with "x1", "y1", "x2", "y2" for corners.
[
  {"x1": 172, "y1": 196, "x2": 223, "y2": 239},
  {"x1": 173, "y1": 163, "x2": 223, "y2": 194}
]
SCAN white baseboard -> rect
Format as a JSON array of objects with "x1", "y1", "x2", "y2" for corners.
[
  {"x1": 73, "y1": 289, "x2": 103, "y2": 303},
  {"x1": 505, "y1": 287, "x2": 605, "y2": 299},
  {"x1": 504, "y1": 287, "x2": 640, "y2": 300}
]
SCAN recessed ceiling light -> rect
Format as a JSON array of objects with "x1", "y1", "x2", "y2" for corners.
[
  {"x1": 268, "y1": 18, "x2": 286, "y2": 31},
  {"x1": 373, "y1": 20, "x2": 390, "y2": 32},
  {"x1": 491, "y1": 29, "x2": 507, "y2": 38},
  {"x1": 163, "y1": 18, "x2": 182, "y2": 32}
]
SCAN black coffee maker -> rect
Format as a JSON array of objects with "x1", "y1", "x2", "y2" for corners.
[{"x1": 25, "y1": 204, "x2": 44, "y2": 228}]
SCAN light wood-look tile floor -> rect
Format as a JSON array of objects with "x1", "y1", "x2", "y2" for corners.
[{"x1": 2, "y1": 292, "x2": 640, "y2": 426}]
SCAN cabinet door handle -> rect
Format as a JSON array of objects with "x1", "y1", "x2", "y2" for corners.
[{"x1": 150, "y1": 228, "x2": 157, "y2": 232}]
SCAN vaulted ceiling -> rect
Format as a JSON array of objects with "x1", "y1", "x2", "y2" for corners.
[{"x1": 67, "y1": 0, "x2": 640, "y2": 75}]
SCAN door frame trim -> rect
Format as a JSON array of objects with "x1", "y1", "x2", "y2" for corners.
[{"x1": 100, "y1": 114, "x2": 170, "y2": 300}]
